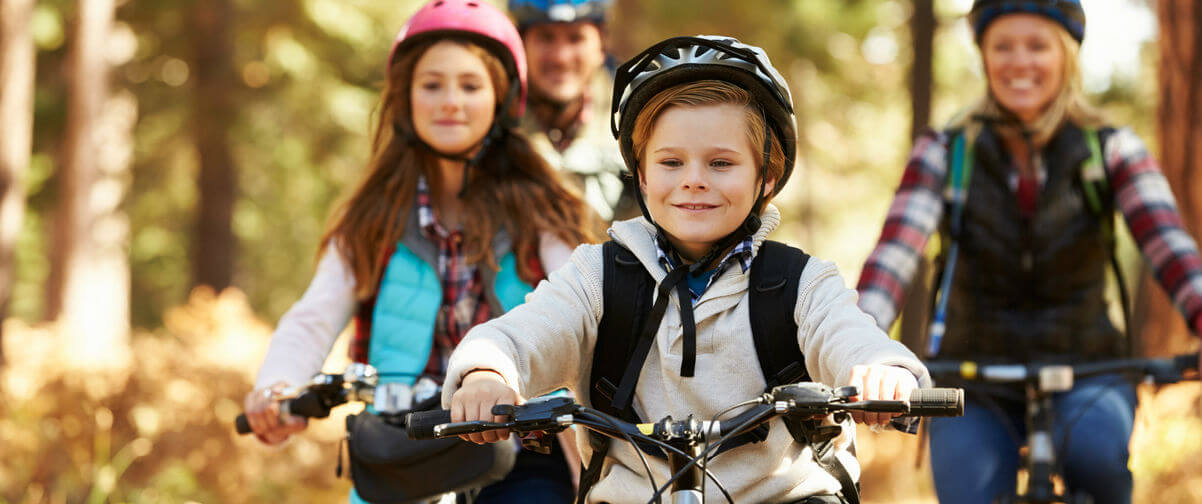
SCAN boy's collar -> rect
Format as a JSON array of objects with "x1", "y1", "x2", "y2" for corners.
[{"x1": 606, "y1": 204, "x2": 782, "y2": 280}]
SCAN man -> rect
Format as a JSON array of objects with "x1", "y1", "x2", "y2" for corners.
[{"x1": 510, "y1": 0, "x2": 636, "y2": 222}]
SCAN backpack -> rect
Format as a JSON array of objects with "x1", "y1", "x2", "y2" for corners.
[{"x1": 576, "y1": 240, "x2": 862, "y2": 504}]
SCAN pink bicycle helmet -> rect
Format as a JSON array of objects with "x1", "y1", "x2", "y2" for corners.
[{"x1": 389, "y1": 0, "x2": 528, "y2": 117}]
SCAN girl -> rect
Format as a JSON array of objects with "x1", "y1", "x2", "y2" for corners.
[
  {"x1": 857, "y1": 1, "x2": 1202, "y2": 502},
  {"x1": 444, "y1": 36, "x2": 931, "y2": 503},
  {"x1": 243, "y1": 0, "x2": 599, "y2": 501}
]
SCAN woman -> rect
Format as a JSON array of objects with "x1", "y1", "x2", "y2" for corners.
[
  {"x1": 856, "y1": 1, "x2": 1202, "y2": 503},
  {"x1": 242, "y1": 0, "x2": 599, "y2": 501}
]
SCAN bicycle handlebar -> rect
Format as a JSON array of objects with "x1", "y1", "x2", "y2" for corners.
[
  {"x1": 406, "y1": 384, "x2": 964, "y2": 441},
  {"x1": 233, "y1": 363, "x2": 433, "y2": 436},
  {"x1": 234, "y1": 388, "x2": 343, "y2": 435},
  {"x1": 925, "y1": 353, "x2": 1199, "y2": 386}
]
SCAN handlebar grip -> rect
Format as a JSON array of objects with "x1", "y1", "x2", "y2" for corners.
[
  {"x1": 908, "y1": 388, "x2": 964, "y2": 417},
  {"x1": 235, "y1": 414, "x2": 252, "y2": 435},
  {"x1": 406, "y1": 409, "x2": 453, "y2": 440},
  {"x1": 287, "y1": 391, "x2": 331, "y2": 419}
]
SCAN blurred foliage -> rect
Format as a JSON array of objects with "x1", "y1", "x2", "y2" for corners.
[{"x1": 11, "y1": 0, "x2": 1161, "y2": 325}]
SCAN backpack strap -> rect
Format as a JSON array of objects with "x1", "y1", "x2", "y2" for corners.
[
  {"x1": 590, "y1": 240, "x2": 656, "y2": 419},
  {"x1": 1078, "y1": 128, "x2": 1136, "y2": 355},
  {"x1": 927, "y1": 130, "x2": 974, "y2": 357},
  {"x1": 579, "y1": 240, "x2": 663, "y2": 503},
  {"x1": 749, "y1": 241, "x2": 811, "y2": 387},
  {"x1": 752, "y1": 241, "x2": 860, "y2": 504}
]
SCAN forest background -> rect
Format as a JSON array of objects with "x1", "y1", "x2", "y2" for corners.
[{"x1": 1, "y1": 0, "x2": 1200, "y2": 502}]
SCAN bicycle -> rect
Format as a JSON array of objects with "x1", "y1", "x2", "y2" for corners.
[
  {"x1": 234, "y1": 364, "x2": 514, "y2": 504},
  {"x1": 406, "y1": 382, "x2": 965, "y2": 504},
  {"x1": 234, "y1": 363, "x2": 427, "y2": 434},
  {"x1": 924, "y1": 353, "x2": 1199, "y2": 504}
]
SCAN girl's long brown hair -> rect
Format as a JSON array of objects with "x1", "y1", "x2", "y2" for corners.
[{"x1": 322, "y1": 36, "x2": 601, "y2": 299}]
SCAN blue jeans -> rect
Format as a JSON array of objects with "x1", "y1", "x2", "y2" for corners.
[
  {"x1": 475, "y1": 440, "x2": 574, "y2": 503},
  {"x1": 929, "y1": 374, "x2": 1137, "y2": 504}
]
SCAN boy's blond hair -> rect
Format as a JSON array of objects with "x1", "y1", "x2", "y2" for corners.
[{"x1": 630, "y1": 80, "x2": 787, "y2": 212}]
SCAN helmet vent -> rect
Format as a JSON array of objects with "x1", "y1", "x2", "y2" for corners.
[
  {"x1": 467, "y1": 1, "x2": 478, "y2": 6},
  {"x1": 434, "y1": 0, "x2": 444, "y2": 6}
]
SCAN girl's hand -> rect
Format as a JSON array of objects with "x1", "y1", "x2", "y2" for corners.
[
  {"x1": 846, "y1": 365, "x2": 919, "y2": 426},
  {"x1": 243, "y1": 382, "x2": 308, "y2": 445},
  {"x1": 451, "y1": 370, "x2": 520, "y2": 444}
]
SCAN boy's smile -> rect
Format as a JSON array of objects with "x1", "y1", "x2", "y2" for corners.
[{"x1": 639, "y1": 103, "x2": 773, "y2": 262}]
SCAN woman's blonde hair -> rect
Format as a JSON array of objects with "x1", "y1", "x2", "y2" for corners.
[
  {"x1": 952, "y1": 21, "x2": 1106, "y2": 146},
  {"x1": 629, "y1": 80, "x2": 786, "y2": 213}
]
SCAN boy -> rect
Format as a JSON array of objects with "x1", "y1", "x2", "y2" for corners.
[{"x1": 443, "y1": 36, "x2": 930, "y2": 503}]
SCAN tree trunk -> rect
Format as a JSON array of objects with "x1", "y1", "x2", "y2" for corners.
[
  {"x1": 898, "y1": 0, "x2": 936, "y2": 352},
  {"x1": 189, "y1": 0, "x2": 238, "y2": 292},
  {"x1": 51, "y1": 0, "x2": 135, "y2": 369},
  {"x1": 0, "y1": 0, "x2": 37, "y2": 364},
  {"x1": 1137, "y1": 0, "x2": 1202, "y2": 356}
]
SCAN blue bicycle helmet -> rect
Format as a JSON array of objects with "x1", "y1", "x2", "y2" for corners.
[
  {"x1": 970, "y1": 0, "x2": 1086, "y2": 43},
  {"x1": 508, "y1": 0, "x2": 611, "y2": 30}
]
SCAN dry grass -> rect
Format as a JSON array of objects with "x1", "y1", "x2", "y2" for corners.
[{"x1": 2, "y1": 288, "x2": 1199, "y2": 503}]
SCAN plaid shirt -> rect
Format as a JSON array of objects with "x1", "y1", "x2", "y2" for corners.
[
  {"x1": 416, "y1": 177, "x2": 493, "y2": 380},
  {"x1": 655, "y1": 236, "x2": 755, "y2": 302},
  {"x1": 857, "y1": 128, "x2": 1202, "y2": 337}
]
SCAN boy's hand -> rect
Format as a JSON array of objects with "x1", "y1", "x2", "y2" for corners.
[
  {"x1": 846, "y1": 364, "x2": 918, "y2": 426},
  {"x1": 450, "y1": 370, "x2": 520, "y2": 444}
]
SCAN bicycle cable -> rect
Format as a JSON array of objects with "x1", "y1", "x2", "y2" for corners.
[
  {"x1": 570, "y1": 418, "x2": 734, "y2": 504},
  {"x1": 575, "y1": 407, "x2": 660, "y2": 502},
  {"x1": 647, "y1": 404, "x2": 776, "y2": 504}
]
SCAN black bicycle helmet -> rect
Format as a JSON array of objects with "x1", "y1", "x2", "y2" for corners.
[
  {"x1": 611, "y1": 36, "x2": 797, "y2": 197},
  {"x1": 969, "y1": 0, "x2": 1086, "y2": 44},
  {"x1": 611, "y1": 36, "x2": 797, "y2": 268}
]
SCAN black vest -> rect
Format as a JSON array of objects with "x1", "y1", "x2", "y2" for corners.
[{"x1": 938, "y1": 123, "x2": 1124, "y2": 363}]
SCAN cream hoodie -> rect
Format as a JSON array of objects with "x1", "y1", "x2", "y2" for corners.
[{"x1": 443, "y1": 205, "x2": 931, "y2": 503}]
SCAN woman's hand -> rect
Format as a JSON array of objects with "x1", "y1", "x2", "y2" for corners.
[
  {"x1": 243, "y1": 382, "x2": 308, "y2": 445},
  {"x1": 846, "y1": 365, "x2": 919, "y2": 426},
  {"x1": 450, "y1": 370, "x2": 520, "y2": 444}
]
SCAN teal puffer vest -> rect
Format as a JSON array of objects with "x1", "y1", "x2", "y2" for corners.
[{"x1": 360, "y1": 207, "x2": 533, "y2": 385}]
